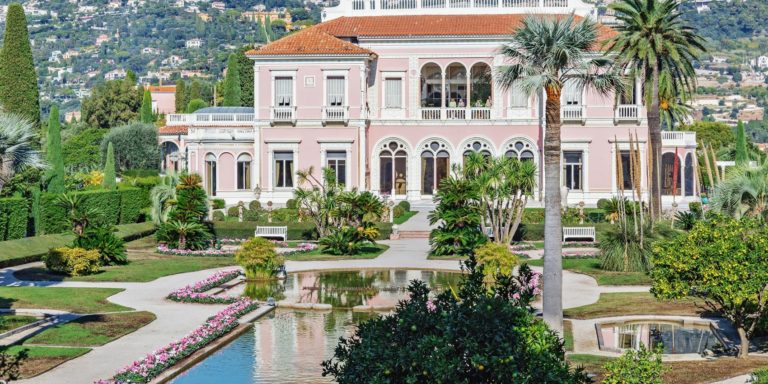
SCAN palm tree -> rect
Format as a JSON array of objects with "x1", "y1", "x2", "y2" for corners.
[
  {"x1": 497, "y1": 15, "x2": 625, "y2": 333},
  {"x1": 605, "y1": 0, "x2": 705, "y2": 219},
  {"x1": 166, "y1": 220, "x2": 206, "y2": 250},
  {"x1": 150, "y1": 171, "x2": 179, "y2": 225},
  {"x1": 54, "y1": 193, "x2": 100, "y2": 236},
  {"x1": 0, "y1": 113, "x2": 44, "y2": 191},
  {"x1": 710, "y1": 164, "x2": 768, "y2": 221}
]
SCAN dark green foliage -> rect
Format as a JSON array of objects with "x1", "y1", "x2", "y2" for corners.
[
  {"x1": 140, "y1": 88, "x2": 154, "y2": 123},
  {"x1": 174, "y1": 80, "x2": 187, "y2": 113},
  {"x1": 102, "y1": 142, "x2": 117, "y2": 190},
  {"x1": 212, "y1": 199, "x2": 225, "y2": 209},
  {"x1": 186, "y1": 98, "x2": 207, "y2": 113},
  {"x1": 121, "y1": 169, "x2": 159, "y2": 178},
  {"x1": 674, "y1": 211, "x2": 699, "y2": 231},
  {"x1": 0, "y1": 4, "x2": 39, "y2": 126},
  {"x1": 735, "y1": 120, "x2": 749, "y2": 166},
  {"x1": 156, "y1": 220, "x2": 211, "y2": 250},
  {"x1": 40, "y1": 189, "x2": 150, "y2": 234},
  {"x1": 396, "y1": 200, "x2": 410, "y2": 212},
  {"x1": 73, "y1": 225, "x2": 127, "y2": 265},
  {"x1": 688, "y1": 201, "x2": 703, "y2": 217},
  {"x1": 80, "y1": 80, "x2": 140, "y2": 129},
  {"x1": 285, "y1": 198, "x2": 297, "y2": 209},
  {"x1": 170, "y1": 188, "x2": 208, "y2": 223},
  {"x1": 213, "y1": 221, "x2": 393, "y2": 241},
  {"x1": 0, "y1": 198, "x2": 28, "y2": 240},
  {"x1": 428, "y1": 177, "x2": 486, "y2": 256},
  {"x1": 30, "y1": 186, "x2": 41, "y2": 236},
  {"x1": 227, "y1": 206, "x2": 239, "y2": 217},
  {"x1": 599, "y1": 222, "x2": 678, "y2": 272},
  {"x1": 62, "y1": 127, "x2": 107, "y2": 172},
  {"x1": 222, "y1": 54, "x2": 242, "y2": 107},
  {"x1": 236, "y1": 46, "x2": 254, "y2": 106},
  {"x1": 118, "y1": 188, "x2": 149, "y2": 224},
  {"x1": 248, "y1": 200, "x2": 261, "y2": 210},
  {"x1": 100, "y1": 123, "x2": 159, "y2": 171},
  {"x1": 393, "y1": 205, "x2": 405, "y2": 218},
  {"x1": 319, "y1": 224, "x2": 379, "y2": 255},
  {"x1": 188, "y1": 80, "x2": 202, "y2": 101},
  {"x1": 45, "y1": 106, "x2": 65, "y2": 194},
  {"x1": 212, "y1": 211, "x2": 225, "y2": 221},
  {"x1": 322, "y1": 256, "x2": 587, "y2": 384},
  {"x1": 158, "y1": 174, "x2": 212, "y2": 250}
]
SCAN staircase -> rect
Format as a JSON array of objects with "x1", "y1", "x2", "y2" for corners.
[{"x1": 398, "y1": 230, "x2": 431, "y2": 239}]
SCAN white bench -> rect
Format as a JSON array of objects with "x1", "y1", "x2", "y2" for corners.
[
  {"x1": 563, "y1": 227, "x2": 596, "y2": 242},
  {"x1": 254, "y1": 226, "x2": 288, "y2": 241}
]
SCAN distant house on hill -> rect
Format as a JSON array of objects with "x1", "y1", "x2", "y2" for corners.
[
  {"x1": 105, "y1": 68, "x2": 126, "y2": 81},
  {"x1": 146, "y1": 85, "x2": 177, "y2": 115},
  {"x1": 185, "y1": 38, "x2": 203, "y2": 49}
]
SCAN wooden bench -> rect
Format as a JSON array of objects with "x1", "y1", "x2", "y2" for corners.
[
  {"x1": 562, "y1": 227, "x2": 596, "y2": 242},
  {"x1": 254, "y1": 226, "x2": 288, "y2": 241}
]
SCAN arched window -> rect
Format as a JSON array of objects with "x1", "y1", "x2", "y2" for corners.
[
  {"x1": 379, "y1": 141, "x2": 408, "y2": 195},
  {"x1": 445, "y1": 63, "x2": 467, "y2": 108},
  {"x1": 462, "y1": 140, "x2": 492, "y2": 160},
  {"x1": 685, "y1": 153, "x2": 694, "y2": 196},
  {"x1": 420, "y1": 140, "x2": 450, "y2": 195},
  {"x1": 420, "y1": 63, "x2": 442, "y2": 108},
  {"x1": 205, "y1": 153, "x2": 217, "y2": 196},
  {"x1": 504, "y1": 139, "x2": 535, "y2": 162},
  {"x1": 161, "y1": 142, "x2": 180, "y2": 172},
  {"x1": 470, "y1": 63, "x2": 492, "y2": 108},
  {"x1": 237, "y1": 153, "x2": 252, "y2": 190},
  {"x1": 661, "y1": 152, "x2": 681, "y2": 195}
]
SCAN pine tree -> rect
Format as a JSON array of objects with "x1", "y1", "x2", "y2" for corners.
[
  {"x1": 140, "y1": 88, "x2": 154, "y2": 123},
  {"x1": 236, "y1": 47, "x2": 254, "y2": 107},
  {"x1": 0, "y1": 3, "x2": 40, "y2": 126},
  {"x1": 222, "y1": 54, "x2": 242, "y2": 106},
  {"x1": 45, "y1": 105, "x2": 65, "y2": 193},
  {"x1": 103, "y1": 142, "x2": 117, "y2": 190},
  {"x1": 175, "y1": 80, "x2": 187, "y2": 113},
  {"x1": 735, "y1": 120, "x2": 749, "y2": 166}
]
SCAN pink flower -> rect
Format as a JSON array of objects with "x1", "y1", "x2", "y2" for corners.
[{"x1": 426, "y1": 300, "x2": 437, "y2": 313}]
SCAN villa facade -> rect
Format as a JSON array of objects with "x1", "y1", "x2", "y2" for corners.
[{"x1": 159, "y1": 0, "x2": 699, "y2": 207}]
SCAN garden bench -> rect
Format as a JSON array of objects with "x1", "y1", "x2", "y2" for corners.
[
  {"x1": 562, "y1": 227, "x2": 596, "y2": 242},
  {"x1": 254, "y1": 226, "x2": 288, "y2": 241}
]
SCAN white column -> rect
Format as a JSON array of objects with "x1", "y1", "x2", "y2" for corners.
[{"x1": 358, "y1": 125, "x2": 367, "y2": 191}]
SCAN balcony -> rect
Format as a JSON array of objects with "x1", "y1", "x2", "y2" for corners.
[
  {"x1": 322, "y1": 106, "x2": 349, "y2": 124},
  {"x1": 271, "y1": 106, "x2": 296, "y2": 124},
  {"x1": 419, "y1": 107, "x2": 492, "y2": 120},
  {"x1": 615, "y1": 105, "x2": 640, "y2": 123},
  {"x1": 661, "y1": 131, "x2": 697, "y2": 147},
  {"x1": 561, "y1": 105, "x2": 585, "y2": 124},
  {"x1": 166, "y1": 113, "x2": 254, "y2": 126}
]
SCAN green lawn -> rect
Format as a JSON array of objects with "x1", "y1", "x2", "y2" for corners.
[
  {"x1": 0, "y1": 345, "x2": 91, "y2": 379},
  {"x1": 394, "y1": 211, "x2": 418, "y2": 225},
  {"x1": 285, "y1": 244, "x2": 390, "y2": 261},
  {"x1": 0, "y1": 315, "x2": 39, "y2": 333},
  {"x1": 563, "y1": 320, "x2": 573, "y2": 351},
  {"x1": 526, "y1": 257, "x2": 651, "y2": 285},
  {"x1": 25, "y1": 311, "x2": 155, "y2": 347},
  {"x1": 0, "y1": 287, "x2": 131, "y2": 314},
  {"x1": 564, "y1": 292, "x2": 705, "y2": 320}
]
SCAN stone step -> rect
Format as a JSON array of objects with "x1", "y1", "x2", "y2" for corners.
[{"x1": 398, "y1": 231, "x2": 431, "y2": 239}]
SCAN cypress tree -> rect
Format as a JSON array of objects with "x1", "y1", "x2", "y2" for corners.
[
  {"x1": 735, "y1": 120, "x2": 749, "y2": 166},
  {"x1": 236, "y1": 47, "x2": 254, "y2": 107},
  {"x1": 175, "y1": 80, "x2": 187, "y2": 113},
  {"x1": 103, "y1": 142, "x2": 117, "y2": 190},
  {"x1": 140, "y1": 88, "x2": 154, "y2": 123},
  {"x1": 0, "y1": 3, "x2": 40, "y2": 126},
  {"x1": 222, "y1": 54, "x2": 241, "y2": 107},
  {"x1": 255, "y1": 20, "x2": 268, "y2": 43},
  {"x1": 46, "y1": 105, "x2": 65, "y2": 193},
  {"x1": 264, "y1": 16, "x2": 274, "y2": 42},
  {"x1": 189, "y1": 80, "x2": 202, "y2": 101}
]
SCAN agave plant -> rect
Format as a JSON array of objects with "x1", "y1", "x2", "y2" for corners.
[
  {"x1": 674, "y1": 211, "x2": 698, "y2": 231},
  {"x1": 0, "y1": 113, "x2": 45, "y2": 192},
  {"x1": 150, "y1": 172, "x2": 179, "y2": 225},
  {"x1": 710, "y1": 163, "x2": 768, "y2": 221}
]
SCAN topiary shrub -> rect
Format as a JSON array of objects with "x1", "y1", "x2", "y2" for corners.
[
  {"x1": 285, "y1": 199, "x2": 297, "y2": 209},
  {"x1": 596, "y1": 198, "x2": 611, "y2": 210},
  {"x1": 227, "y1": 206, "x2": 240, "y2": 217},
  {"x1": 44, "y1": 247, "x2": 101, "y2": 276},
  {"x1": 119, "y1": 188, "x2": 149, "y2": 224},
  {"x1": 397, "y1": 200, "x2": 410, "y2": 212},
  {"x1": 271, "y1": 208, "x2": 298, "y2": 222},
  {"x1": 235, "y1": 237, "x2": 284, "y2": 280},
  {"x1": 243, "y1": 209, "x2": 262, "y2": 222},
  {"x1": 74, "y1": 225, "x2": 127, "y2": 265},
  {"x1": 249, "y1": 200, "x2": 261, "y2": 210},
  {"x1": 212, "y1": 211, "x2": 225, "y2": 222},
  {"x1": 212, "y1": 199, "x2": 226, "y2": 209},
  {"x1": 393, "y1": 205, "x2": 405, "y2": 218},
  {"x1": 0, "y1": 197, "x2": 28, "y2": 240}
]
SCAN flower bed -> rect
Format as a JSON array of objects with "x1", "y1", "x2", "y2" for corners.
[
  {"x1": 157, "y1": 244, "x2": 234, "y2": 257},
  {"x1": 166, "y1": 269, "x2": 242, "y2": 304},
  {"x1": 284, "y1": 242, "x2": 317, "y2": 255},
  {"x1": 102, "y1": 299, "x2": 258, "y2": 384}
]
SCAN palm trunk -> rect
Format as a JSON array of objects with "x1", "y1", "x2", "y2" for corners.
[
  {"x1": 648, "y1": 64, "x2": 663, "y2": 221},
  {"x1": 543, "y1": 86, "x2": 563, "y2": 335},
  {"x1": 179, "y1": 233, "x2": 187, "y2": 250}
]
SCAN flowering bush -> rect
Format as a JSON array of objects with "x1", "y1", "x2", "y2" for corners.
[
  {"x1": 235, "y1": 237, "x2": 284, "y2": 280},
  {"x1": 166, "y1": 269, "x2": 242, "y2": 304},
  {"x1": 157, "y1": 244, "x2": 234, "y2": 257},
  {"x1": 108, "y1": 299, "x2": 258, "y2": 384}
]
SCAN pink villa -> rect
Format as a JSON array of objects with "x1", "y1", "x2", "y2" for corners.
[{"x1": 159, "y1": 0, "x2": 699, "y2": 207}]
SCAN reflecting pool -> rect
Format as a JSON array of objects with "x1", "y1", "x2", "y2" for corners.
[{"x1": 598, "y1": 320, "x2": 719, "y2": 354}]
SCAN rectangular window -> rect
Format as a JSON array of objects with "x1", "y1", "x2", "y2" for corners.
[
  {"x1": 237, "y1": 161, "x2": 251, "y2": 190},
  {"x1": 384, "y1": 78, "x2": 402, "y2": 108},
  {"x1": 563, "y1": 151, "x2": 583, "y2": 190},
  {"x1": 510, "y1": 84, "x2": 528, "y2": 108},
  {"x1": 619, "y1": 150, "x2": 636, "y2": 190},
  {"x1": 274, "y1": 151, "x2": 294, "y2": 188},
  {"x1": 326, "y1": 151, "x2": 347, "y2": 186},
  {"x1": 563, "y1": 80, "x2": 582, "y2": 105},
  {"x1": 275, "y1": 77, "x2": 293, "y2": 107},
  {"x1": 326, "y1": 76, "x2": 345, "y2": 107}
]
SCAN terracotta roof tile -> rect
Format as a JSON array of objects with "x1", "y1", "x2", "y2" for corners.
[
  {"x1": 147, "y1": 85, "x2": 176, "y2": 93},
  {"x1": 159, "y1": 125, "x2": 188, "y2": 135},
  {"x1": 247, "y1": 27, "x2": 375, "y2": 56},
  {"x1": 248, "y1": 14, "x2": 616, "y2": 56}
]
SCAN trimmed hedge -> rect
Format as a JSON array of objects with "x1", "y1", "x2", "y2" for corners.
[
  {"x1": 515, "y1": 222, "x2": 613, "y2": 241},
  {"x1": 0, "y1": 198, "x2": 28, "y2": 240},
  {"x1": 522, "y1": 208, "x2": 606, "y2": 225},
  {"x1": 41, "y1": 189, "x2": 150, "y2": 234},
  {"x1": 213, "y1": 221, "x2": 393, "y2": 241}
]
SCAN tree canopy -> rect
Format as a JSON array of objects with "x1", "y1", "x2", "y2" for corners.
[
  {"x1": 0, "y1": 3, "x2": 40, "y2": 126},
  {"x1": 81, "y1": 79, "x2": 140, "y2": 129},
  {"x1": 100, "y1": 122, "x2": 159, "y2": 171}
]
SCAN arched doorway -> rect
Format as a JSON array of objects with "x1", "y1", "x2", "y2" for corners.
[
  {"x1": 420, "y1": 63, "x2": 442, "y2": 108},
  {"x1": 379, "y1": 141, "x2": 408, "y2": 196},
  {"x1": 685, "y1": 153, "x2": 694, "y2": 196},
  {"x1": 661, "y1": 152, "x2": 681, "y2": 195},
  {"x1": 160, "y1": 141, "x2": 180, "y2": 172},
  {"x1": 420, "y1": 140, "x2": 450, "y2": 195}
]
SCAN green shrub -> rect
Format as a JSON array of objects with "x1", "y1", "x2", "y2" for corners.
[
  {"x1": 212, "y1": 199, "x2": 226, "y2": 209},
  {"x1": 522, "y1": 208, "x2": 545, "y2": 224},
  {"x1": 285, "y1": 199, "x2": 297, "y2": 209},
  {"x1": 602, "y1": 345, "x2": 663, "y2": 384},
  {"x1": 243, "y1": 209, "x2": 262, "y2": 222},
  {"x1": 156, "y1": 220, "x2": 211, "y2": 250},
  {"x1": 119, "y1": 188, "x2": 149, "y2": 224},
  {"x1": 751, "y1": 367, "x2": 768, "y2": 384},
  {"x1": 248, "y1": 200, "x2": 261, "y2": 210},
  {"x1": 271, "y1": 208, "x2": 298, "y2": 222},
  {"x1": 212, "y1": 211, "x2": 225, "y2": 222},
  {"x1": 474, "y1": 242, "x2": 518, "y2": 278},
  {"x1": 122, "y1": 169, "x2": 159, "y2": 178},
  {"x1": 227, "y1": 206, "x2": 240, "y2": 217},
  {"x1": 688, "y1": 201, "x2": 703, "y2": 218},
  {"x1": 41, "y1": 190, "x2": 122, "y2": 234},
  {"x1": 73, "y1": 225, "x2": 127, "y2": 265},
  {"x1": 44, "y1": 247, "x2": 101, "y2": 276},
  {"x1": 0, "y1": 198, "x2": 28, "y2": 240},
  {"x1": 235, "y1": 237, "x2": 284, "y2": 280},
  {"x1": 596, "y1": 198, "x2": 611, "y2": 210},
  {"x1": 397, "y1": 201, "x2": 410, "y2": 212},
  {"x1": 393, "y1": 205, "x2": 405, "y2": 218},
  {"x1": 212, "y1": 222, "x2": 393, "y2": 241}
]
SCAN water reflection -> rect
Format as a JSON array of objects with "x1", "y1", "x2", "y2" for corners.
[
  {"x1": 243, "y1": 270, "x2": 462, "y2": 308},
  {"x1": 599, "y1": 320, "x2": 719, "y2": 354}
]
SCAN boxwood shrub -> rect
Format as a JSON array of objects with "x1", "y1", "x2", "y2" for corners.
[
  {"x1": 0, "y1": 198, "x2": 28, "y2": 240},
  {"x1": 119, "y1": 188, "x2": 149, "y2": 224}
]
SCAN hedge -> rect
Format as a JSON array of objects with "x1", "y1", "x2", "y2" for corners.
[
  {"x1": 41, "y1": 189, "x2": 150, "y2": 234},
  {"x1": 522, "y1": 208, "x2": 606, "y2": 225},
  {"x1": 213, "y1": 221, "x2": 393, "y2": 241},
  {"x1": 515, "y1": 222, "x2": 614, "y2": 241},
  {"x1": 0, "y1": 198, "x2": 28, "y2": 240}
]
